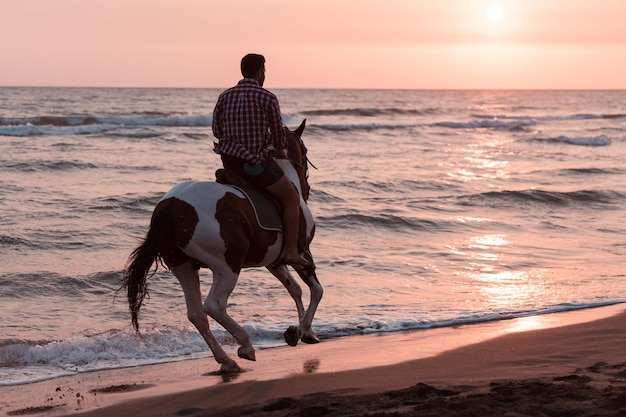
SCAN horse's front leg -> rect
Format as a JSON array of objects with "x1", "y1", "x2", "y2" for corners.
[
  {"x1": 292, "y1": 257, "x2": 323, "y2": 344},
  {"x1": 170, "y1": 262, "x2": 241, "y2": 373},
  {"x1": 204, "y1": 267, "x2": 256, "y2": 362},
  {"x1": 266, "y1": 264, "x2": 306, "y2": 322},
  {"x1": 280, "y1": 250, "x2": 323, "y2": 346}
]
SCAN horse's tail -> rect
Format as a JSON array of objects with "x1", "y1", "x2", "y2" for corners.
[{"x1": 122, "y1": 201, "x2": 171, "y2": 332}]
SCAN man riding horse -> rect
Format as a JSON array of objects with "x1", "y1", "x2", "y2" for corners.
[
  {"x1": 212, "y1": 53, "x2": 309, "y2": 267},
  {"x1": 123, "y1": 55, "x2": 322, "y2": 374}
]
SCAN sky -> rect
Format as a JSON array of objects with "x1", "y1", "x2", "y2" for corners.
[{"x1": 2, "y1": 0, "x2": 626, "y2": 89}]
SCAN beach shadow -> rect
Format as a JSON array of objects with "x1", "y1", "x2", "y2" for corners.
[
  {"x1": 89, "y1": 383, "x2": 155, "y2": 394},
  {"x1": 174, "y1": 407, "x2": 205, "y2": 416},
  {"x1": 7, "y1": 404, "x2": 66, "y2": 416},
  {"x1": 203, "y1": 369, "x2": 245, "y2": 383},
  {"x1": 303, "y1": 358, "x2": 320, "y2": 374}
]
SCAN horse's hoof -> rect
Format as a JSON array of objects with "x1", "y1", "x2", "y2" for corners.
[
  {"x1": 237, "y1": 346, "x2": 256, "y2": 361},
  {"x1": 284, "y1": 326, "x2": 299, "y2": 346},
  {"x1": 219, "y1": 361, "x2": 242, "y2": 374},
  {"x1": 301, "y1": 335, "x2": 320, "y2": 344}
]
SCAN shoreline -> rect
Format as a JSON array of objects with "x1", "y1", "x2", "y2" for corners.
[{"x1": 1, "y1": 303, "x2": 625, "y2": 416}]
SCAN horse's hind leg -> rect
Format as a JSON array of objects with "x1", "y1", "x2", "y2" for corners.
[
  {"x1": 170, "y1": 261, "x2": 241, "y2": 373},
  {"x1": 204, "y1": 267, "x2": 256, "y2": 361}
]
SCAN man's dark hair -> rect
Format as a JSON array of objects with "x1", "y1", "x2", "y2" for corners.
[{"x1": 241, "y1": 54, "x2": 265, "y2": 78}]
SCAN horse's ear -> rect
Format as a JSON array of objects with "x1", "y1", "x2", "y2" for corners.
[{"x1": 294, "y1": 119, "x2": 306, "y2": 137}]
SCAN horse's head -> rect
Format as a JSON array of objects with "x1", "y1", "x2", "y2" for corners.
[{"x1": 284, "y1": 119, "x2": 313, "y2": 202}]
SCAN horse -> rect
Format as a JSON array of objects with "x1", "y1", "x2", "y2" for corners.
[{"x1": 122, "y1": 120, "x2": 323, "y2": 374}]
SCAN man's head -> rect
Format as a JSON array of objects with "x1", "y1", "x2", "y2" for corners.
[{"x1": 241, "y1": 53, "x2": 266, "y2": 86}]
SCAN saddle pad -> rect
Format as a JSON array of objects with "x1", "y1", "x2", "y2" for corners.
[{"x1": 232, "y1": 186, "x2": 282, "y2": 232}]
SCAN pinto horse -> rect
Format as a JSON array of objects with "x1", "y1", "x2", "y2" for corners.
[{"x1": 122, "y1": 120, "x2": 322, "y2": 373}]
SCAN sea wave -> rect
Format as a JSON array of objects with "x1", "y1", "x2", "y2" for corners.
[
  {"x1": 0, "y1": 159, "x2": 170, "y2": 174},
  {"x1": 3, "y1": 109, "x2": 621, "y2": 137},
  {"x1": 2, "y1": 160, "x2": 98, "y2": 172},
  {"x1": 0, "y1": 272, "x2": 113, "y2": 299},
  {"x1": 551, "y1": 167, "x2": 626, "y2": 176},
  {"x1": 318, "y1": 213, "x2": 442, "y2": 232},
  {"x1": 0, "y1": 114, "x2": 211, "y2": 137},
  {"x1": 0, "y1": 235, "x2": 38, "y2": 248},
  {"x1": 93, "y1": 193, "x2": 163, "y2": 214},
  {"x1": 301, "y1": 107, "x2": 438, "y2": 117},
  {"x1": 459, "y1": 188, "x2": 626, "y2": 207},
  {"x1": 1, "y1": 301, "x2": 622, "y2": 386},
  {"x1": 524, "y1": 135, "x2": 612, "y2": 147},
  {"x1": 435, "y1": 118, "x2": 536, "y2": 130},
  {"x1": 0, "y1": 327, "x2": 215, "y2": 386},
  {"x1": 473, "y1": 112, "x2": 626, "y2": 122},
  {"x1": 435, "y1": 112, "x2": 626, "y2": 131},
  {"x1": 312, "y1": 122, "x2": 418, "y2": 132}
]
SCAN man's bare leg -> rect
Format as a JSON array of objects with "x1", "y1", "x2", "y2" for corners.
[{"x1": 265, "y1": 176, "x2": 309, "y2": 266}]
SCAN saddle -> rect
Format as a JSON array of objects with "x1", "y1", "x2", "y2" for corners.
[
  {"x1": 215, "y1": 168, "x2": 282, "y2": 232},
  {"x1": 215, "y1": 167, "x2": 309, "y2": 267}
]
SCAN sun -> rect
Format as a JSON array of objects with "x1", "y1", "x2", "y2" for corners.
[{"x1": 485, "y1": 3, "x2": 504, "y2": 22}]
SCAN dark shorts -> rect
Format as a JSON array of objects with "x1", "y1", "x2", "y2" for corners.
[{"x1": 220, "y1": 154, "x2": 284, "y2": 188}]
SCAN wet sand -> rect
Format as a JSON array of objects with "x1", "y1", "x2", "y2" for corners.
[{"x1": 2, "y1": 304, "x2": 625, "y2": 417}]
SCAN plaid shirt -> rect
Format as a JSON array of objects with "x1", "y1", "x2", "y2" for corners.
[{"x1": 212, "y1": 78, "x2": 286, "y2": 164}]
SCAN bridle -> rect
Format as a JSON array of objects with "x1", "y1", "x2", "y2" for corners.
[{"x1": 285, "y1": 127, "x2": 316, "y2": 202}]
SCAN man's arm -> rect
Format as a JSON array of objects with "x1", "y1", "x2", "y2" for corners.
[
  {"x1": 212, "y1": 98, "x2": 223, "y2": 139},
  {"x1": 268, "y1": 96, "x2": 286, "y2": 150}
]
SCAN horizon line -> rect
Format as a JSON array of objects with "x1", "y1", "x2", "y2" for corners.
[{"x1": 2, "y1": 85, "x2": 626, "y2": 92}]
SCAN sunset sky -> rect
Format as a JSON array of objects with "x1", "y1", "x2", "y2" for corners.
[{"x1": 2, "y1": 0, "x2": 626, "y2": 89}]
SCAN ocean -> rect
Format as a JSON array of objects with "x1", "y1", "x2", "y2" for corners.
[{"x1": 1, "y1": 87, "x2": 625, "y2": 386}]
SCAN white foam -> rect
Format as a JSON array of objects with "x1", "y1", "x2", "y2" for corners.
[
  {"x1": 528, "y1": 135, "x2": 612, "y2": 147},
  {"x1": 436, "y1": 119, "x2": 536, "y2": 129},
  {"x1": 559, "y1": 135, "x2": 612, "y2": 146}
]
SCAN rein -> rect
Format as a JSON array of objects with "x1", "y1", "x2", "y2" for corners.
[
  {"x1": 281, "y1": 121, "x2": 315, "y2": 201},
  {"x1": 291, "y1": 138, "x2": 316, "y2": 203},
  {"x1": 291, "y1": 135, "x2": 317, "y2": 174},
  {"x1": 304, "y1": 154, "x2": 318, "y2": 170},
  {"x1": 290, "y1": 153, "x2": 317, "y2": 171}
]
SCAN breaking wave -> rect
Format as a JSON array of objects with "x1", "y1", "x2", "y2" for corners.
[{"x1": 0, "y1": 115, "x2": 212, "y2": 137}]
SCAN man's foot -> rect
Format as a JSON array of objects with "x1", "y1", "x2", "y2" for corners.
[{"x1": 285, "y1": 254, "x2": 310, "y2": 267}]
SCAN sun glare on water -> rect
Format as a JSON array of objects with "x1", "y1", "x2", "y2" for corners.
[{"x1": 485, "y1": 3, "x2": 504, "y2": 22}]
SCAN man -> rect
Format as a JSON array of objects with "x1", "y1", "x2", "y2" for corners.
[{"x1": 212, "y1": 53, "x2": 309, "y2": 267}]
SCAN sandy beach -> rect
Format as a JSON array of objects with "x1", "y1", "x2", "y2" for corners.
[{"x1": 2, "y1": 304, "x2": 626, "y2": 416}]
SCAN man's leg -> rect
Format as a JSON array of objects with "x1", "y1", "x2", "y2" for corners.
[{"x1": 265, "y1": 176, "x2": 309, "y2": 266}]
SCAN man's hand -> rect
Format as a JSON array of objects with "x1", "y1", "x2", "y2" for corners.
[{"x1": 274, "y1": 148, "x2": 289, "y2": 159}]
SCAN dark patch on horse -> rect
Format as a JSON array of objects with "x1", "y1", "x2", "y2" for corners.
[
  {"x1": 153, "y1": 197, "x2": 198, "y2": 267},
  {"x1": 297, "y1": 208, "x2": 310, "y2": 254},
  {"x1": 215, "y1": 192, "x2": 280, "y2": 273}
]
